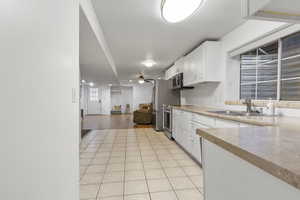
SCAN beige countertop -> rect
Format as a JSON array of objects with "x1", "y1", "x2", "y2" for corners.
[
  {"x1": 197, "y1": 126, "x2": 300, "y2": 190},
  {"x1": 173, "y1": 105, "x2": 279, "y2": 126},
  {"x1": 173, "y1": 105, "x2": 300, "y2": 190}
]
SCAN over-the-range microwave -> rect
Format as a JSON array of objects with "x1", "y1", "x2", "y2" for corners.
[{"x1": 171, "y1": 73, "x2": 194, "y2": 90}]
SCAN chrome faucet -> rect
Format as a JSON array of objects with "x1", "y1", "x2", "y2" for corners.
[{"x1": 244, "y1": 98, "x2": 252, "y2": 114}]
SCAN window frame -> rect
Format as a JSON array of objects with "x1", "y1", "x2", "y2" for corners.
[
  {"x1": 240, "y1": 32, "x2": 300, "y2": 101},
  {"x1": 89, "y1": 88, "x2": 99, "y2": 102}
]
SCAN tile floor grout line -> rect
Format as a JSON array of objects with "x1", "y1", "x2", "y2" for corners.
[
  {"x1": 122, "y1": 129, "x2": 128, "y2": 200},
  {"x1": 80, "y1": 128, "x2": 203, "y2": 200},
  {"x1": 151, "y1": 133, "x2": 180, "y2": 200},
  {"x1": 95, "y1": 131, "x2": 112, "y2": 200},
  {"x1": 139, "y1": 128, "x2": 152, "y2": 200}
]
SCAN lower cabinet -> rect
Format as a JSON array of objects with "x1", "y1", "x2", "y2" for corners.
[
  {"x1": 172, "y1": 108, "x2": 253, "y2": 166},
  {"x1": 172, "y1": 109, "x2": 204, "y2": 164},
  {"x1": 190, "y1": 121, "x2": 207, "y2": 163}
]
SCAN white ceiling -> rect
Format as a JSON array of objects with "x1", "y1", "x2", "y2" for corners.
[
  {"x1": 80, "y1": 0, "x2": 245, "y2": 83},
  {"x1": 80, "y1": 9, "x2": 118, "y2": 85}
]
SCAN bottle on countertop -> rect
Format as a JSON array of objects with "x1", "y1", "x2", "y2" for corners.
[{"x1": 266, "y1": 98, "x2": 275, "y2": 116}]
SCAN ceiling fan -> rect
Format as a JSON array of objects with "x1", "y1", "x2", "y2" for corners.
[{"x1": 137, "y1": 72, "x2": 155, "y2": 84}]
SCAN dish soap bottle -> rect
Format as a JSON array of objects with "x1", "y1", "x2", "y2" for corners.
[{"x1": 266, "y1": 98, "x2": 275, "y2": 116}]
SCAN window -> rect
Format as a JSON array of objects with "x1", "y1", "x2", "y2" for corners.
[
  {"x1": 240, "y1": 31, "x2": 300, "y2": 101},
  {"x1": 89, "y1": 88, "x2": 99, "y2": 101},
  {"x1": 281, "y1": 32, "x2": 300, "y2": 100}
]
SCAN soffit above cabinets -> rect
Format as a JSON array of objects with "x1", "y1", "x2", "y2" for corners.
[{"x1": 242, "y1": 0, "x2": 300, "y2": 23}]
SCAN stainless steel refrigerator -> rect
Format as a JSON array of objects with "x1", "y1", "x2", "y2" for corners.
[{"x1": 152, "y1": 79, "x2": 180, "y2": 131}]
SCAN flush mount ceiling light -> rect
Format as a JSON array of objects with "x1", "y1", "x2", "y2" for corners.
[
  {"x1": 142, "y1": 60, "x2": 156, "y2": 68},
  {"x1": 161, "y1": 0, "x2": 204, "y2": 23},
  {"x1": 89, "y1": 82, "x2": 94, "y2": 87}
]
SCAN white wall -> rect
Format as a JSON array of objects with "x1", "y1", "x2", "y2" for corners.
[
  {"x1": 0, "y1": 1, "x2": 79, "y2": 200},
  {"x1": 100, "y1": 85, "x2": 111, "y2": 115},
  {"x1": 133, "y1": 83, "x2": 154, "y2": 111},
  {"x1": 81, "y1": 85, "x2": 88, "y2": 114},
  {"x1": 82, "y1": 83, "x2": 153, "y2": 114},
  {"x1": 111, "y1": 86, "x2": 133, "y2": 113},
  {"x1": 81, "y1": 84, "x2": 111, "y2": 115},
  {"x1": 180, "y1": 19, "x2": 300, "y2": 116}
]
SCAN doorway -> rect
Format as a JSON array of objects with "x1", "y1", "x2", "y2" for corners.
[{"x1": 87, "y1": 87, "x2": 102, "y2": 115}]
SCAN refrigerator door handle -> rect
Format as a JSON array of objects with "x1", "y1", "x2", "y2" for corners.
[{"x1": 162, "y1": 106, "x2": 165, "y2": 130}]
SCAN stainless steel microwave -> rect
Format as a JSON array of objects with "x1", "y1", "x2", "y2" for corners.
[{"x1": 172, "y1": 73, "x2": 183, "y2": 89}]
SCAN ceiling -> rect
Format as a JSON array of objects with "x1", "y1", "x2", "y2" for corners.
[
  {"x1": 80, "y1": 9, "x2": 118, "y2": 85},
  {"x1": 80, "y1": 0, "x2": 245, "y2": 84}
]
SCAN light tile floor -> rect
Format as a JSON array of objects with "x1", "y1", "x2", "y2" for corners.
[{"x1": 80, "y1": 128, "x2": 203, "y2": 200}]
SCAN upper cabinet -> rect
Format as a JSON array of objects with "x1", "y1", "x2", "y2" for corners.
[
  {"x1": 165, "y1": 57, "x2": 185, "y2": 80},
  {"x1": 165, "y1": 41, "x2": 222, "y2": 85},
  {"x1": 165, "y1": 64, "x2": 178, "y2": 80},
  {"x1": 183, "y1": 41, "x2": 222, "y2": 86},
  {"x1": 242, "y1": 0, "x2": 300, "y2": 23}
]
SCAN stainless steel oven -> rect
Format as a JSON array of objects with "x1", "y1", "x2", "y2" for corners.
[{"x1": 163, "y1": 105, "x2": 173, "y2": 139}]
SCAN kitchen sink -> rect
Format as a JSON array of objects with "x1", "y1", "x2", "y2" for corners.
[{"x1": 207, "y1": 110, "x2": 263, "y2": 117}]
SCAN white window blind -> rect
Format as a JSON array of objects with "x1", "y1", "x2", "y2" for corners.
[
  {"x1": 240, "y1": 31, "x2": 300, "y2": 101},
  {"x1": 240, "y1": 42, "x2": 278, "y2": 100}
]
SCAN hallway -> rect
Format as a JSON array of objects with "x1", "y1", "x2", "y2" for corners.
[
  {"x1": 80, "y1": 128, "x2": 203, "y2": 200},
  {"x1": 82, "y1": 114, "x2": 152, "y2": 130}
]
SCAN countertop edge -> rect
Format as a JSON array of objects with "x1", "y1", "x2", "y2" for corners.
[
  {"x1": 197, "y1": 128, "x2": 300, "y2": 190},
  {"x1": 172, "y1": 106, "x2": 274, "y2": 127}
]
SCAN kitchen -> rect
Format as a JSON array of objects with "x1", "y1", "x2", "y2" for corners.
[
  {"x1": 79, "y1": 0, "x2": 300, "y2": 199},
  {"x1": 157, "y1": 1, "x2": 300, "y2": 200},
  {"x1": 4, "y1": 0, "x2": 300, "y2": 200}
]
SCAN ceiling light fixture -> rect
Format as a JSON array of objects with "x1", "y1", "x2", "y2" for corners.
[
  {"x1": 129, "y1": 80, "x2": 133, "y2": 82},
  {"x1": 138, "y1": 75, "x2": 145, "y2": 84},
  {"x1": 138, "y1": 79, "x2": 145, "y2": 84},
  {"x1": 142, "y1": 60, "x2": 156, "y2": 68},
  {"x1": 89, "y1": 82, "x2": 94, "y2": 87},
  {"x1": 161, "y1": 0, "x2": 204, "y2": 23},
  {"x1": 81, "y1": 80, "x2": 86, "y2": 83}
]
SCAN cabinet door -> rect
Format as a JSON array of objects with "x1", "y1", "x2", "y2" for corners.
[
  {"x1": 181, "y1": 111, "x2": 192, "y2": 151},
  {"x1": 183, "y1": 55, "x2": 189, "y2": 86},
  {"x1": 175, "y1": 110, "x2": 185, "y2": 146},
  {"x1": 191, "y1": 122, "x2": 208, "y2": 164},
  {"x1": 194, "y1": 45, "x2": 205, "y2": 83},
  {"x1": 172, "y1": 109, "x2": 181, "y2": 141},
  {"x1": 172, "y1": 114, "x2": 178, "y2": 140}
]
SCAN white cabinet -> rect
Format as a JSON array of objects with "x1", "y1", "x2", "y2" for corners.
[
  {"x1": 242, "y1": 0, "x2": 300, "y2": 23},
  {"x1": 215, "y1": 119, "x2": 240, "y2": 128},
  {"x1": 165, "y1": 57, "x2": 185, "y2": 80},
  {"x1": 190, "y1": 121, "x2": 209, "y2": 163},
  {"x1": 175, "y1": 57, "x2": 185, "y2": 74},
  {"x1": 183, "y1": 41, "x2": 222, "y2": 86},
  {"x1": 165, "y1": 65, "x2": 178, "y2": 80},
  {"x1": 172, "y1": 108, "x2": 255, "y2": 165},
  {"x1": 183, "y1": 50, "x2": 198, "y2": 86},
  {"x1": 172, "y1": 109, "x2": 179, "y2": 140},
  {"x1": 165, "y1": 41, "x2": 221, "y2": 84},
  {"x1": 172, "y1": 109, "x2": 204, "y2": 164}
]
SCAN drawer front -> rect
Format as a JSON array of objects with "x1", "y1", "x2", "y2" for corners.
[
  {"x1": 239, "y1": 123, "x2": 252, "y2": 127},
  {"x1": 192, "y1": 114, "x2": 215, "y2": 127},
  {"x1": 215, "y1": 119, "x2": 239, "y2": 128}
]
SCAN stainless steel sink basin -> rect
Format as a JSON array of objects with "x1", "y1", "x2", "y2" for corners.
[{"x1": 207, "y1": 110, "x2": 263, "y2": 117}]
